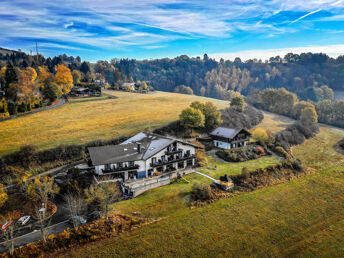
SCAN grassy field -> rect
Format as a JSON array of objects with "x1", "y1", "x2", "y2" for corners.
[
  {"x1": 61, "y1": 118, "x2": 344, "y2": 257},
  {"x1": 0, "y1": 91, "x2": 228, "y2": 156}
]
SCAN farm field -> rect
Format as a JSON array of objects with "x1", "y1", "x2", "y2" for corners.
[
  {"x1": 0, "y1": 90, "x2": 228, "y2": 156},
  {"x1": 61, "y1": 117, "x2": 344, "y2": 257}
]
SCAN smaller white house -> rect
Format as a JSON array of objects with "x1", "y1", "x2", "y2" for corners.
[{"x1": 210, "y1": 127, "x2": 251, "y2": 149}]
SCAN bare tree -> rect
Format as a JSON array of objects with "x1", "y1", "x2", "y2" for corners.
[
  {"x1": 64, "y1": 193, "x2": 85, "y2": 230},
  {"x1": 35, "y1": 205, "x2": 49, "y2": 243},
  {"x1": 0, "y1": 213, "x2": 16, "y2": 255}
]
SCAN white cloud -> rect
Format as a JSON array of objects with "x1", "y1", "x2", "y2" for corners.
[{"x1": 209, "y1": 44, "x2": 344, "y2": 61}]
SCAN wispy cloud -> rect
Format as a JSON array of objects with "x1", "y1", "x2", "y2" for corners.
[
  {"x1": 289, "y1": 8, "x2": 322, "y2": 24},
  {"x1": 0, "y1": 0, "x2": 343, "y2": 59}
]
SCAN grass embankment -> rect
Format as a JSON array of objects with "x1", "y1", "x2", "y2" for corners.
[
  {"x1": 61, "y1": 119, "x2": 344, "y2": 257},
  {"x1": 0, "y1": 91, "x2": 227, "y2": 156}
]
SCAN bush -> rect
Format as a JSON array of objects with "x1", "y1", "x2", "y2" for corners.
[
  {"x1": 7, "y1": 102, "x2": 17, "y2": 115},
  {"x1": 274, "y1": 121, "x2": 319, "y2": 149},
  {"x1": 274, "y1": 146, "x2": 290, "y2": 159},
  {"x1": 191, "y1": 182, "x2": 212, "y2": 201},
  {"x1": 221, "y1": 105, "x2": 264, "y2": 130},
  {"x1": 0, "y1": 112, "x2": 9, "y2": 119}
]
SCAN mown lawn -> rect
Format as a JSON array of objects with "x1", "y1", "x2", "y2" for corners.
[
  {"x1": 0, "y1": 91, "x2": 228, "y2": 156},
  {"x1": 61, "y1": 120, "x2": 344, "y2": 257}
]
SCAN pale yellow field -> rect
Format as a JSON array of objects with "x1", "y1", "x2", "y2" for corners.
[{"x1": 0, "y1": 91, "x2": 228, "y2": 156}]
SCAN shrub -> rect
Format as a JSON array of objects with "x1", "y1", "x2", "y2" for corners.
[
  {"x1": 274, "y1": 146, "x2": 290, "y2": 159},
  {"x1": 0, "y1": 112, "x2": 9, "y2": 119},
  {"x1": 242, "y1": 167, "x2": 250, "y2": 179},
  {"x1": 191, "y1": 182, "x2": 212, "y2": 201},
  {"x1": 221, "y1": 105, "x2": 264, "y2": 130}
]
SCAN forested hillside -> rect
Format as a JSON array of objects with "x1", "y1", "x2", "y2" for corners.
[
  {"x1": 115, "y1": 53, "x2": 344, "y2": 101},
  {"x1": 1, "y1": 49, "x2": 344, "y2": 127}
]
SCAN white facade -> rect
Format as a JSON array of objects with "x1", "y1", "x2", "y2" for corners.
[
  {"x1": 214, "y1": 140, "x2": 247, "y2": 150},
  {"x1": 94, "y1": 141, "x2": 196, "y2": 180}
]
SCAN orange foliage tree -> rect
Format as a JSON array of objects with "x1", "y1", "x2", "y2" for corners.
[{"x1": 55, "y1": 64, "x2": 73, "y2": 94}]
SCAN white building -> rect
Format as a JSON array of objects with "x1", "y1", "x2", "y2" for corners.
[
  {"x1": 210, "y1": 127, "x2": 252, "y2": 149},
  {"x1": 88, "y1": 132, "x2": 198, "y2": 182}
]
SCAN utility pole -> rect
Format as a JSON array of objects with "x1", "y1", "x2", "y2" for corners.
[{"x1": 36, "y1": 41, "x2": 39, "y2": 64}]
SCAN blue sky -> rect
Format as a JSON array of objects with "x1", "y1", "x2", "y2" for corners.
[{"x1": 1, "y1": 0, "x2": 344, "y2": 62}]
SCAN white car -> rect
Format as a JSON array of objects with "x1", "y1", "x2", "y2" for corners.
[
  {"x1": 69, "y1": 216, "x2": 87, "y2": 226},
  {"x1": 17, "y1": 216, "x2": 30, "y2": 226}
]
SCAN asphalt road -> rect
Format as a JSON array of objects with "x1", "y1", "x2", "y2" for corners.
[
  {"x1": 0, "y1": 198, "x2": 71, "y2": 254},
  {"x1": 0, "y1": 220, "x2": 69, "y2": 254}
]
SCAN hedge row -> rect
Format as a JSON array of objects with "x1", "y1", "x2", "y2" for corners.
[{"x1": 1, "y1": 214, "x2": 152, "y2": 258}]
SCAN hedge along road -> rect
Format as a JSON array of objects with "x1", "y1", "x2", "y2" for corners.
[{"x1": 0, "y1": 98, "x2": 66, "y2": 123}]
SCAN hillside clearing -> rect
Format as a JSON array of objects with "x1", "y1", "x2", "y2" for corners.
[{"x1": 0, "y1": 91, "x2": 228, "y2": 156}]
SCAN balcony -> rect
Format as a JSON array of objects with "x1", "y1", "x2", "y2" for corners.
[
  {"x1": 150, "y1": 154, "x2": 196, "y2": 167},
  {"x1": 102, "y1": 164, "x2": 139, "y2": 173},
  {"x1": 165, "y1": 148, "x2": 183, "y2": 155}
]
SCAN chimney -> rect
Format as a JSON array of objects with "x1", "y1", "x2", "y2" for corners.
[{"x1": 137, "y1": 142, "x2": 141, "y2": 153}]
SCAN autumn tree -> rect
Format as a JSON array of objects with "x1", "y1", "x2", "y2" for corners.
[
  {"x1": 0, "y1": 183, "x2": 8, "y2": 208},
  {"x1": 55, "y1": 64, "x2": 73, "y2": 94},
  {"x1": 301, "y1": 106, "x2": 318, "y2": 125},
  {"x1": 85, "y1": 178, "x2": 121, "y2": 221},
  {"x1": 72, "y1": 69, "x2": 82, "y2": 84},
  {"x1": 85, "y1": 71, "x2": 96, "y2": 82},
  {"x1": 37, "y1": 66, "x2": 53, "y2": 87},
  {"x1": 27, "y1": 175, "x2": 59, "y2": 208},
  {"x1": 179, "y1": 107, "x2": 205, "y2": 133},
  {"x1": 230, "y1": 96, "x2": 245, "y2": 112},
  {"x1": 292, "y1": 101, "x2": 315, "y2": 119},
  {"x1": 190, "y1": 101, "x2": 221, "y2": 131},
  {"x1": 252, "y1": 128, "x2": 269, "y2": 143},
  {"x1": 43, "y1": 82, "x2": 62, "y2": 102}
]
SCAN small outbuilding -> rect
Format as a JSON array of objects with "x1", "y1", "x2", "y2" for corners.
[{"x1": 210, "y1": 127, "x2": 251, "y2": 149}]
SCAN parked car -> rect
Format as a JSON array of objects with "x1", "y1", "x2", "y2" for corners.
[
  {"x1": 17, "y1": 216, "x2": 30, "y2": 226},
  {"x1": 1, "y1": 220, "x2": 14, "y2": 232},
  {"x1": 69, "y1": 216, "x2": 87, "y2": 226}
]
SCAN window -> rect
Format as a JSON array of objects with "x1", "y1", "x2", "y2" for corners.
[
  {"x1": 161, "y1": 155, "x2": 166, "y2": 161},
  {"x1": 152, "y1": 157, "x2": 157, "y2": 164},
  {"x1": 117, "y1": 162, "x2": 123, "y2": 168},
  {"x1": 186, "y1": 150, "x2": 191, "y2": 156},
  {"x1": 129, "y1": 161, "x2": 134, "y2": 167},
  {"x1": 105, "y1": 164, "x2": 111, "y2": 170}
]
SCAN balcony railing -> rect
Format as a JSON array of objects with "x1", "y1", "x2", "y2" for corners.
[
  {"x1": 102, "y1": 164, "x2": 139, "y2": 173},
  {"x1": 150, "y1": 154, "x2": 195, "y2": 167},
  {"x1": 165, "y1": 148, "x2": 183, "y2": 155}
]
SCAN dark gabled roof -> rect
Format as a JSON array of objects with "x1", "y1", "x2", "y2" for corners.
[
  {"x1": 88, "y1": 143, "x2": 144, "y2": 166},
  {"x1": 88, "y1": 132, "x2": 199, "y2": 165},
  {"x1": 210, "y1": 127, "x2": 251, "y2": 139}
]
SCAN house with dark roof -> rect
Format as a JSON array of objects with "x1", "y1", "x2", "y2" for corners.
[
  {"x1": 210, "y1": 127, "x2": 251, "y2": 149},
  {"x1": 88, "y1": 132, "x2": 198, "y2": 182}
]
